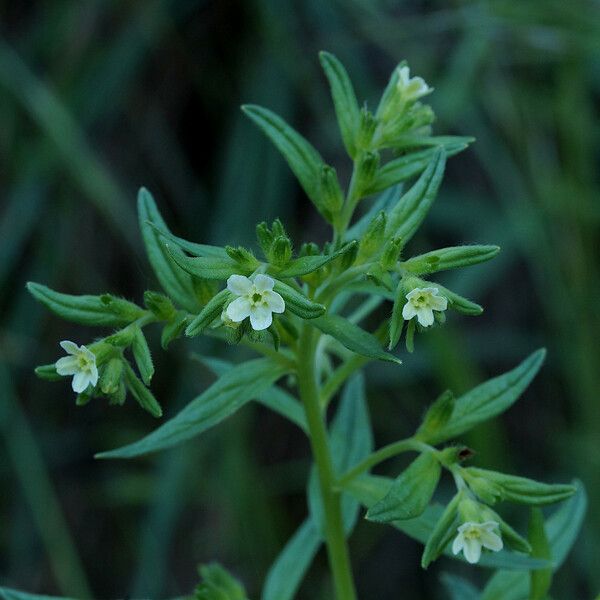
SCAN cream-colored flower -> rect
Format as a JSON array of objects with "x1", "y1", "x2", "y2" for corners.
[
  {"x1": 402, "y1": 287, "x2": 447, "y2": 327},
  {"x1": 396, "y1": 66, "x2": 432, "y2": 102},
  {"x1": 55, "y1": 341, "x2": 99, "y2": 393},
  {"x1": 225, "y1": 274, "x2": 285, "y2": 331},
  {"x1": 452, "y1": 521, "x2": 503, "y2": 564}
]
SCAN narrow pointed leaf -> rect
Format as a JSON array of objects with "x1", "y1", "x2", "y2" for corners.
[
  {"x1": 385, "y1": 149, "x2": 446, "y2": 245},
  {"x1": 138, "y1": 188, "x2": 199, "y2": 312},
  {"x1": 96, "y1": 358, "x2": 289, "y2": 458},
  {"x1": 167, "y1": 245, "x2": 242, "y2": 280},
  {"x1": 367, "y1": 452, "x2": 441, "y2": 522},
  {"x1": 402, "y1": 245, "x2": 500, "y2": 276},
  {"x1": 242, "y1": 104, "x2": 325, "y2": 212},
  {"x1": 27, "y1": 282, "x2": 143, "y2": 327},
  {"x1": 276, "y1": 241, "x2": 358, "y2": 278},
  {"x1": 261, "y1": 517, "x2": 321, "y2": 600},
  {"x1": 319, "y1": 51, "x2": 360, "y2": 157},
  {"x1": 422, "y1": 349, "x2": 546, "y2": 444},
  {"x1": 312, "y1": 314, "x2": 401, "y2": 364}
]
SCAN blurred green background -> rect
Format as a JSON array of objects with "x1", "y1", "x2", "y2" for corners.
[{"x1": 1, "y1": 1, "x2": 598, "y2": 598}]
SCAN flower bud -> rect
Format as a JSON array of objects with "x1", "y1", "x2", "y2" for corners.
[
  {"x1": 271, "y1": 236, "x2": 293, "y2": 267},
  {"x1": 100, "y1": 357, "x2": 124, "y2": 395},
  {"x1": 357, "y1": 107, "x2": 378, "y2": 149},
  {"x1": 380, "y1": 237, "x2": 402, "y2": 269},
  {"x1": 358, "y1": 211, "x2": 386, "y2": 261},
  {"x1": 355, "y1": 151, "x2": 380, "y2": 194},
  {"x1": 319, "y1": 165, "x2": 344, "y2": 216},
  {"x1": 144, "y1": 291, "x2": 176, "y2": 321}
]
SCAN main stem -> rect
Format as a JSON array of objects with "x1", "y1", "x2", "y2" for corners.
[{"x1": 297, "y1": 325, "x2": 357, "y2": 600}]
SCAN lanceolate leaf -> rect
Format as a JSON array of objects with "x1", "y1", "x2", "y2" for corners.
[
  {"x1": 276, "y1": 241, "x2": 357, "y2": 278},
  {"x1": 369, "y1": 143, "x2": 460, "y2": 195},
  {"x1": 138, "y1": 188, "x2": 199, "y2": 312},
  {"x1": 242, "y1": 104, "x2": 326, "y2": 213},
  {"x1": 422, "y1": 349, "x2": 546, "y2": 444},
  {"x1": 319, "y1": 51, "x2": 360, "y2": 158},
  {"x1": 261, "y1": 517, "x2": 321, "y2": 600},
  {"x1": 27, "y1": 282, "x2": 143, "y2": 327},
  {"x1": 96, "y1": 358, "x2": 290, "y2": 459},
  {"x1": 195, "y1": 355, "x2": 307, "y2": 432},
  {"x1": 196, "y1": 563, "x2": 248, "y2": 600},
  {"x1": 385, "y1": 149, "x2": 446, "y2": 245},
  {"x1": 168, "y1": 246, "x2": 242, "y2": 280},
  {"x1": 366, "y1": 452, "x2": 441, "y2": 522},
  {"x1": 312, "y1": 314, "x2": 401, "y2": 364},
  {"x1": 346, "y1": 184, "x2": 402, "y2": 240},
  {"x1": 146, "y1": 221, "x2": 227, "y2": 258},
  {"x1": 402, "y1": 245, "x2": 500, "y2": 276}
]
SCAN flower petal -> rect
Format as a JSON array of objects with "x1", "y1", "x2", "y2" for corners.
[
  {"x1": 402, "y1": 303, "x2": 417, "y2": 320},
  {"x1": 226, "y1": 297, "x2": 252, "y2": 322},
  {"x1": 59, "y1": 340, "x2": 80, "y2": 355},
  {"x1": 481, "y1": 530, "x2": 503, "y2": 552},
  {"x1": 249, "y1": 305, "x2": 273, "y2": 331},
  {"x1": 227, "y1": 274, "x2": 253, "y2": 296},
  {"x1": 416, "y1": 307, "x2": 434, "y2": 327},
  {"x1": 463, "y1": 538, "x2": 482, "y2": 564},
  {"x1": 253, "y1": 274, "x2": 275, "y2": 292},
  {"x1": 430, "y1": 295, "x2": 448, "y2": 311},
  {"x1": 80, "y1": 345, "x2": 96, "y2": 362},
  {"x1": 72, "y1": 371, "x2": 91, "y2": 394},
  {"x1": 89, "y1": 364, "x2": 99, "y2": 387},
  {"x1": 55, "y1": 356, "x2": 79, "y2": 376},
  {"x1": 265, "y1": 291, "x2": 285, "y2": 313},
  {"x1": 405, "y1": 289, "x2": 421, "y2": 301},
  {"x1": 452, "y1": 533, "x2": 465, "y2": 555}
]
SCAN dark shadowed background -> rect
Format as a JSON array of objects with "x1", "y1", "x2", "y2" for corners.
[{"x1": 1, "y1": 1, "x2": 598, "y2": 598}]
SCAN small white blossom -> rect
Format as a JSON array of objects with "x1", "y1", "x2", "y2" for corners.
[
  {"x1": 396, "y1": 66, "x2": 432, "y2": 102},
  {"x1": 452, "y1": 521, "x2": 503, "y2": 564},
  {"x1": 225, "y1": 274, "x2": 285, "y2": 331},
  {"x1": 402, "y1": 287, "x2": 447, "y2": 327},
  {"x1": 55, "y1": 341, "x2": 99, "y2": 394}
]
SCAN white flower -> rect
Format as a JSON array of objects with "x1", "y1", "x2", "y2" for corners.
[
  {"x1": 452, "y1": 521, "x2": 503, "y2": 564},
  {"x1": 55, "y1": 341, "x2": 99, "y2": 394},
  {"x1": 396, "y1": 66, "x2": 432, "y2": 102},
  {"x1": 225, "y1": 274, "x2": 285, "y2": 331},
  {"x1": 402, "y1": 286, "x2": 447, "y2": 327}
]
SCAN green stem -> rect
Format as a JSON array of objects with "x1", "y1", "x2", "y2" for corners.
[
  {"x1": 297, "y1": 325, "x2": 357, "y2": 600},
  {"x1": 336, "y1": 438, "x2": 429, "y2": 487},
  {"x1": 320, "y1": 354, "x2": 370, "y2": 409}
]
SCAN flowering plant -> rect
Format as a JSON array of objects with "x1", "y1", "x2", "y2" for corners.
[{"x1": 27, "y1": 53, "x2": 584, "y2": 599}]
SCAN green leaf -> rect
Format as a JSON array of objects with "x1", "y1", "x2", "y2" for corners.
[
  {"x1": 385, "y1": 148, "x2": 446, "y2": 245},
  {"x1": 161, "y1": 312, "x2": 189, "y2": 349},
  {"x1": 137, "y1": 188, "x2": 200, "y2": 312},
  {"x1": 421, "y1": 349, "x2": 546, "y2": 444},
  {"x1": 27, "y1": 282, "x2": 143, "y2": 327},
  {"x1": 186, "y1": 289, "x2": 231, "y2": 337},
  {"x1": 123, "y1": 362, "x2": 162, "y2": 418},
  {"x1": 369, "y1": 143, "x2": 462, "y2": 195},
  {"x1": 421, "y1": 493, "x2": 462, "y2": 569},
  {"x1": 480, "y1": 482, "x2": 586, "y2": 600},
  {"x1": 439, "y1": 573, "x2": 481, "y2": 600},
  {"x1": 196, "y1": 563, "x2": 248, "y2": 600},
  {"x1": 272, "y1": 281, "x2": 326, "y2": 319},
  {"x1": 319, "y1": 51, "x2": 360, "y2": 158},
  {"x1": 465, "y1": 468, "x2": 576, "y2": 506},
  {"x1": 146, "y1": 220, "x2": 228, "y2": 258},
  {"x1": 96, "y1": 358, "x2": 289, "y2": 459},
  {"x1": 415, "y1": 390, "x2": 455, "y2": 441},
  {"x1": 346, "y1": 184, "x2": 402, "y2": 240},
  {"x1": 0, "y1": 588, "x2": 75, "y2": 600},
  {"x1": 433, "y1": 283, "x2": 484, "y2": 315},
  {"x1": 275, "y1": 241, "x2": 358, "y2": 278},
  {"x1": 345, "y1": 475, "x2": 551, "y2": 571},
  {"x1": 242, "y1": 104, "x2": 326, "y2": 214},
  {"x1": 402, "y1": 245, "x2": 500, "y2": 276},
  {"x1": 392, "y1": 134, "x2": 475, "y2": 151},
  {"x1": 367, "y1": 452, "x2": 441, "y2": 522},
  {"x1": 312, "y1": 314, "x2": 401, "y2": 364},
  {"x1": 528, "y1": 509, "x2": 552, "y2": 600},
  {"x1": 131, "y1": 326, "x2": 154, "y2": 385},
  {"x1": 195, "y1": 355, "x2": 307, "y2": 432},
  {"x1": 167, "y1": 246, "x2": 242, "y2": 280},
  {"x1": 261, "y1": 517, "x2": 321, "y2": 600},
  {"x1": 309, "y1": 374, "x2": 373, "y2": 536}
]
